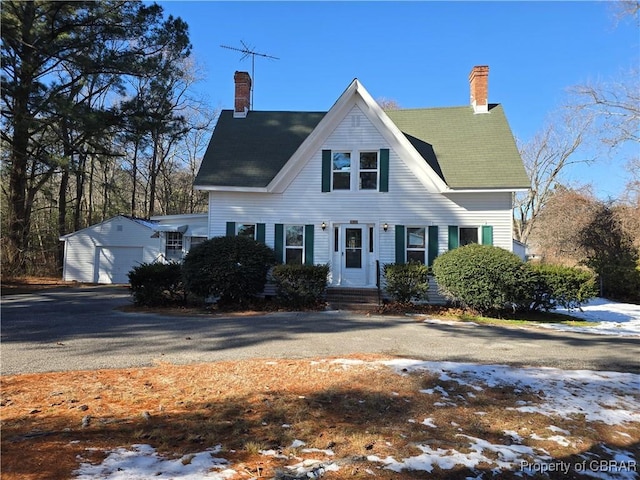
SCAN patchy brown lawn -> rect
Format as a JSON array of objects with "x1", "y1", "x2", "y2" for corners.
[
  {"x1": 1, "y1": 355, "x2": 638, "y2": 479},
  {"x1": 1, "y1": 277, "x2": 95, "y2": 295}
]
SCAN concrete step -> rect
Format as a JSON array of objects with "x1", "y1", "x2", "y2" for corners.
[{"x1": 325, "y1": 287, "x2": 381, "y2": 310}]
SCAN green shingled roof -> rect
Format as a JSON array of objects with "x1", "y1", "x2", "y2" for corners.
[
  {"x1": 386, "y1": 104, "x2": 529, "y2": 189},
  {"x1": 195, "y1": 110, "x2": 325, "y2": 188},
  {"x1": 195, "y1": 104, "x2": 529, "y2": 190}
]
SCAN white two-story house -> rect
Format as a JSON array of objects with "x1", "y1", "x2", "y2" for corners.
[{"x1": 194, "y1": 66, "x2": 529, "y2": 290}]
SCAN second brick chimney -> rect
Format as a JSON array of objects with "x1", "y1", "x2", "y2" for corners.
[
  {"x1": 469, "y1": 65, "x2": 489, "y2": 114},
  {"x1": 234, "y1": 71, "x2": 251, "y2": 118}
]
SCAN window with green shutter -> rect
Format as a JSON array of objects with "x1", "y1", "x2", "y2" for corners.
[
  {"x1": 396, "y1": 225, "x2": 438, "y2": 265},
  {"x1": 226, "y1": 222, "x2": 236, "y2": 237},
  {"x1": 447, "y1": 226, "x2": 492, "y2": 249},
  {"x1": 277, "y1": 224, "x2": 314, "y2": 265},
  {"x1": 322, "y1": 148, "x2": 389, "y2": 192}
]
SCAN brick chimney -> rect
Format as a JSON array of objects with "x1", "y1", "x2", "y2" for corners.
[
  {"x1": 234, "y1": 71, "x2": 251, "y2": 118},
  {"x1": 469, "y1": 65, "x2": 489, "y2": 113}
]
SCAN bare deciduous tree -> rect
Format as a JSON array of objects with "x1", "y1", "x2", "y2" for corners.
[
  {"x1": 513, "y1": 110, "x2": 595, "y2": 245},
  {"x1": 377, "y1": 97, "x2": 401, "y2": 110},
  {"x1": 528, "y1": 187, "x2": 599, "y2": 264},
  {"x1": 569, "y1": 68, "x2": 640, "y2": 150}
]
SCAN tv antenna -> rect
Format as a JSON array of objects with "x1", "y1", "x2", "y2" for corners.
[{"x1": 221, "y1": 41, "x2": 279, "y2": 109}]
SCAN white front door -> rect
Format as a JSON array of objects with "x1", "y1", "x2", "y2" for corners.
[{"x1": 340, "y1": 225, "x2": 370, "y2": 287}]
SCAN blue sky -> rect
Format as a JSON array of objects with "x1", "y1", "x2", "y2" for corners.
[{"x1": 158, "y1": 1, "x2": 638, "y2": 198}]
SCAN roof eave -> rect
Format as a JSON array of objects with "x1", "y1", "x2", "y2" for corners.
[
  {"x1": 443, "y1": 187, "x2": 530, "y2": 193},
  {"x1": 194, "y1": 184, "x2": 270, "y2": 193}
]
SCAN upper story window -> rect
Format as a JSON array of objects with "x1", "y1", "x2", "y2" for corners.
[
  {"x1": 359, "y1": 152, "x2": 378, "y2": 190},
  {"x1": 323, "y1": 149, "x2": 388, "y2": 193},
  {"x1": 331, "y1": 151, "x2": 379, "y2": 190},
  {"x1": 332, "y1": 152, "x2": 351, "y2": 190}
]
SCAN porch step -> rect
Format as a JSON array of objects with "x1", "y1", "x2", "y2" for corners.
[{"x1": 325, "y1": 287, "x2": 381, "y2": 311}]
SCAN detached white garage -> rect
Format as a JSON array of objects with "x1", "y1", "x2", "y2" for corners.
[
  {"x1": 60, "y1": 214, "x2": 209, "y2": 284},
  {"x1": 60, "y1": 215, "x2": 162, "y2": 284}
]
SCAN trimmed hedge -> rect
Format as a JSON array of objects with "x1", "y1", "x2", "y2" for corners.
[
  {"x1": 529, "y1": 263, "x2": 598, "y2": 311},
  {"x1": 271, "y1": 264, "x2": 329, "y2": 308},
  {"x1": 128, "y1": 262, "x2": 185, "y2": 307},
  {"x1": 432, "y1": 244, "x2": 531, "y2": 314},
  {"x1": 182, "y1": 236, "x2": 276, "y2": 305},
  {"x1": 383, "y1": 262, "x2": 430, "y2": 304}
]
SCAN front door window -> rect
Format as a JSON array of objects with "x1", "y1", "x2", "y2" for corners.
[{"x1": 345, "y1": 228, "x2": 362, "y2": 268}]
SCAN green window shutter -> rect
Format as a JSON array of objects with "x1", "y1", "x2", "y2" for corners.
[
  {"x1": 448, "y1": 226, "x2": 459, "y2": 250},
  {"x1": 428, "y1": 225, "x2": 439, "y2": 266},
  {"x1": 321, "y1": 150, "x2": 331, "y2": 192},
  {"x1": 226, "y1": 222, "x2": 236, "y2": 237},
  {"x1": 395, "y1": 225, "x2": 405, "y2": 264},
  {"x1": 256, "y1": 223, "x2": 266, "y2": 244},
  {"x1": 482, "y1": 225, "x2": 493, "y2": 246},
  {"x1": 379, "y1": 148, "x2": 389, "y2": 192},
  {"x1": 304, "y1": 224, "x2": 314, "y2": 265},
  {"x1": 274, "y1": 224, "x2": 284, "y2": 263}
]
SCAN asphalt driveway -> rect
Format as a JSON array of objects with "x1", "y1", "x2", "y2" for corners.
[{"x1": 1, "y1": 286, "x2": 639, "y2": 375}]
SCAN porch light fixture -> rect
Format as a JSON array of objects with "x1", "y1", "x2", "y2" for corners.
[
  {"x1": 383, "y1": 223, "x2": 388, "y2": 231},
  {"x1": 321, "y1": 221, "x2": 327, "y2": 231}
]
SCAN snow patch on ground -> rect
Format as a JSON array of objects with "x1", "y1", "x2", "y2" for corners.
[
  {"x1": 74, "y1": 444, "x2": 235, "y2": 479},
  {"x1": 384, "y1": 359, "x2": 640, "y2": 425},
  {"x1": 548, "y1": 298, "x2": 640, "y2": 337}
]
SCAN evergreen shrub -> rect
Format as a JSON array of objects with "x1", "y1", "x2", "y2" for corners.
[
  {"x1": 182, "y1": 236, "x2": 276, "y2": 305},
  {"x1": 128, "y1": 262, "x2": 185, "y2": 307},
  {"x1": 432, "y1": 244, "x2": 530, "y2": 314},
  {"x1": 529, "y1": 264, "x2": 598, "y2": 311},
  {"x1": 383, "y1": 261, "x2": 430, "y2": 304},
  {"x1": 271, "y1": 263, "x2": 329, "y2": 308}
]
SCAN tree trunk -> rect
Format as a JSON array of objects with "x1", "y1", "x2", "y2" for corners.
[
  {"x1": 147, "y1": 133, "x2": 159, "y2": 218},
  {"x1": 5, "y1": 3, "x2": 36, "y2": 274},
  {"x1": 57, "y1": 164, "x2": 70, "y2": 272},
  {"x1": 130, "y1": 137, "x2": 139, "y2": 217},
  {"x1": 73, "y1": 153, "x2": 86, "y2": 231}
]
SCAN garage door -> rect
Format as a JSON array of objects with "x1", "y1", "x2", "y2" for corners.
[{"x1": 96, "y1": 246, "x2": 144, "y2": 284}]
